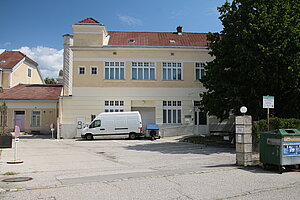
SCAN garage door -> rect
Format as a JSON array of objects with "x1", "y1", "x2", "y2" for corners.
[{"x1": 131, "y1": 107, "x2": 155, "y2": 130}]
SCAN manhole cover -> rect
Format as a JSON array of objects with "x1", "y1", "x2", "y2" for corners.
[{"x1": 2, "y1": 177, "x2": 32, "y2": 182}]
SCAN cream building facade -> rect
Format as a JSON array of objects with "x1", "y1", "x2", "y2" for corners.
[{"x1": 60, "y1": 18, "x2": 214, "y2": 138}]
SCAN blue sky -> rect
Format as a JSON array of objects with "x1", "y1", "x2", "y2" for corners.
[{"x1": 0, "y1": 0, "x2": 227, "y2": 78}]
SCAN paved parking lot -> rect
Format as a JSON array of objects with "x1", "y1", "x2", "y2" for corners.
[{"x1": 0, "y1": 135, "x2": 300, "y2": 200}]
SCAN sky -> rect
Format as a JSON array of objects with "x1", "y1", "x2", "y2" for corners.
[{"x1": 0, "y1": 0, "x2": 228, "y2": 79}]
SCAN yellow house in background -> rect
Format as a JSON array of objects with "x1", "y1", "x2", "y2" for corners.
[
  {"x1": 60, "y1": 17, "x2": 215, "y2": 138},
  {"x1": 0, "y1": 51, "x2": 62, "y2": 135},
  {"x1": 0, "y1": 51, "x2": 43, "y2": 88}
]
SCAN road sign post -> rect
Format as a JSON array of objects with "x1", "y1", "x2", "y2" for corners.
[
  {"x1": 7, "y1": 125, "x2": 23, "y2": 164},
  {"x1": 50, "y1": 123, "x2": 55, "y2": 139},
  {"x1": 263, "y1": 96, "x2": 274, "y2": 131}
]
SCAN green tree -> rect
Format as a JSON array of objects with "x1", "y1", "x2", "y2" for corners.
[
  {"x1": 44, "y1": 77, "x2": 58, "y2": 84},
  {"x1": 201, "y1": 0, "x2": 300, "y2": 121}
]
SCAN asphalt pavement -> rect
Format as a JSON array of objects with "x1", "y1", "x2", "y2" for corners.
[{"x1": 0, "y1": 135, "x2": 299, "y2": 200}]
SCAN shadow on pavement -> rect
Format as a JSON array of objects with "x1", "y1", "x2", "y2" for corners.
[
  {"x1": 125, "y1": 141, "x2": 235, "y2": 155},
  {"x1": 205, "y1": 163, "x2": 300, "y2": 174},
  {"x1": 18, "y1": 134, "x2": 51, "y2": 140}
]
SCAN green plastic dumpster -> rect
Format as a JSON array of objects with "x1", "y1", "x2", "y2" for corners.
[{"x1": 260, "y1": 129, "x2": 300, "y2": 173}]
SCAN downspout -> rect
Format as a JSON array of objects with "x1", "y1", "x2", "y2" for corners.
[{"x1": 0, "y1": 69, "x2": 2, "y2": 87}]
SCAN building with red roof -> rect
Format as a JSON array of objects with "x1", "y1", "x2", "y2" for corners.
[
  {"x1": 60, "y1": 17, "x2": 214, "y2": 138},
  {"x1": 0, "y1": 51, "x2": 43, "y2": 88},
  {"x1": 0, "y1": 84, "x2": 62, "y2": 134}
]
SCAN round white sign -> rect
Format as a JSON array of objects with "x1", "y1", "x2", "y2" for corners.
[{"x1": 240, "y1": 106, "x2": 247, "y2": 114}]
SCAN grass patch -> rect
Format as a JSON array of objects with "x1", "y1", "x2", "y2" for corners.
[{"x1": 3, "y1": 172, "x2": 19, "y2": 176}]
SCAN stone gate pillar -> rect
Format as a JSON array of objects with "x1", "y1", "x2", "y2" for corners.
[{"x1": 235, "y1": 115, "x2": 252, "y2": 166}]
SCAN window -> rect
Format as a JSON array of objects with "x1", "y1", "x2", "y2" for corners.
[
  {"x1": 195, "y1": 63, "x2": 206, "y2": 80},
  {"x1": 79, "y1": 66, "x2": 85, "y2": 75},
  {"x1": 89, "y1": 120, "x2": 101, "y2": 128},
  {"x1": 162, "y1": 62, "x2": 182, "y2": 80},
  {"x1": 91, "y1": 67, "x2": 98, "y2": 75},
  {"x1": 104, "y1": 100, "x2": 124, "y2": 112},
  {"x1": 131, "y1": 62, "x2": 155, "y2": 80},
  {"x1": 31, "y1": 111, "x2": 41, "y2": 127},
  {"x1": 163, "y1": 101, "x2": 181, "y2": 124},
  {"x1": 104, "y1": 62, "x2": 125, "y2": 80},
  {"x1": 128, "y1": 39, "x2": 135, "y2": 43},
  {"x1": 28, "y1": 68, "x2": 32, "y2": 77}
]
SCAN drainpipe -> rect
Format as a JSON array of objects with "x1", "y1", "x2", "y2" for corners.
[{"x1": 0, "y1": 69, "x2": 2, "y2": 87}]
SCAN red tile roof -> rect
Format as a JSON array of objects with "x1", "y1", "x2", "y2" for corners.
[
  {"x1": 107, "y1": 31, "x2": 209, "y2": 47},
  {"x1": 78, "y1": 17, "x2": 101, "y2": 24},
  {"x1": 0, "y1": 84, "x2": 62, "y2": 100},
  {"x1": 0, "y1": 51, "x2": 37, "y2": 69}
]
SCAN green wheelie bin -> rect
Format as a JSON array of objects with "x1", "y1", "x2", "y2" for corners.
[{"x1": 260, "y1": 129, "x2": 300, "y2": 173}]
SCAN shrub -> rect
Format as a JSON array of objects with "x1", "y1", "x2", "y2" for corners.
[{"x1": 253, "y1": 117, "x2": 300, "y2": 141}]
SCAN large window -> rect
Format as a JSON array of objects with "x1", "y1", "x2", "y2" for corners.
[
  {"x1": 31, "y1": 111, "x2": 41, "y2": 127},
  {"x1": 104, "y1": 100, "x2": 124, "y2": 112},
  {"x1": 195, "y1": 63, "x2": 206, "y2": 80},
  {"x1": 131, "y1": 62, "x2": 155, "y2": 80},
  {"x1": 163, "y1": 101, "x2": 182, "y2": 124},
  {"x1": 162, "y1": 62, "x2": 182, "y2": 80},
  {"x1": 105, "y1": 62, "x2": 125, "y2": 80}
]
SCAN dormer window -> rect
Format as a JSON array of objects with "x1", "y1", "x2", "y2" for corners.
[
  {"x1": 128, "y1": 39, "x2": 135, "y2": 44},
  {"x1": 169, "y1": 40, "x2": 176, "y2": 44}
]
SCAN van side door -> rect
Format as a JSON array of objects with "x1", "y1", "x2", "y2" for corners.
[{"x1": 89, "y1": 119, "x2": 102, "y2": 135}]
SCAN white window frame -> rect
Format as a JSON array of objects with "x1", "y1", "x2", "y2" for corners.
[
  {"x1": 104, "y1": 100, "x2": 124, "y2": 112},
  {"x1": 27, "y1": 68, "x2": 32, "y2": 78},
  {"x1": 31, "y1": 110, "x2": 41, "y2": 127},
  {"x1": 90, "y1": 66, "x2": 98, "y2": 75},
  {"x1": 104, "y1": 62, "x2": 125, "y2": 80},
  {"x1": 195, "y1": 63, "x2": 206, "y2": 80},
  {"x1": 78, "y1": 66, "x2": 86, "y2": 75},
  {"x1": 163, "y1": 101, "x2": 182, "y2": 124},
  {"x1": 131, "y1": 62, "x2": 156, "y2": 80},
  {"x1": 162, "y1": 62, "x2": 182, "y2": 80}
]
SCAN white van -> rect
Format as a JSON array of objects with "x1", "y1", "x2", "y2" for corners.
[{"x1": 81, "y1": 111, "x2": 143, "y2": 140}]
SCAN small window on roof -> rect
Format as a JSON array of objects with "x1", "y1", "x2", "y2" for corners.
[
  {"x1": 0, "y1": 60, "x2": 6, "y2": 63},
  {"x1": 128, "y1": 39, "x2": 135, "y2": 43},
  {"x1": 169, "y1": 40, "x2": 176, "y2": 44}
]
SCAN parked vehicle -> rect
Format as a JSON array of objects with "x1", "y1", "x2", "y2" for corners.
[{"x1": 81, "y1": 111, "x2": 143, "y2": 140}]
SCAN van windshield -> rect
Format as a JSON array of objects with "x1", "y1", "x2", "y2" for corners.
[{"x1": 89, "y1": 120, "x2": 101, "y2": 128}]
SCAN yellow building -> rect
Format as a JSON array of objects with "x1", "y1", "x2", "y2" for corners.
[
  {"x1": 60, "y1": 17, "x2": 214, "y2": 138},
  {"x1": 0, "y1": 51, "x2": 43, "y2": 88},
  {"x1": 0, "y1": 84, "x2": 62, "y2": 134}
]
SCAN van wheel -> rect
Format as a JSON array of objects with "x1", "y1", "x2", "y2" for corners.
[
  {"x1": 129, "y1": 133, "x2": 136, "y2": 140},
  {"x1": 86, "y1": 134, "x2": 94, "y2": 140}
]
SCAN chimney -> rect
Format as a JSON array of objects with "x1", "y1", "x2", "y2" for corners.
[{"x1": 176, "y1": 26, "x2": 182, "y2": 35}]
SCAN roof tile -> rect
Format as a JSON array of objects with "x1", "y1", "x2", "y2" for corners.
[
  {"x1": 0, "y1": 84, "x2": 62, "y2": 100},
  {"x1": 107, "y1": 31, "x2": 209, "y2": 47},
  {"x1": 0, "y1": 51, "x2": 37, "y2": 69},
  {"x1": 78, "y1": 17, "x2": 101, "y2": 24}
]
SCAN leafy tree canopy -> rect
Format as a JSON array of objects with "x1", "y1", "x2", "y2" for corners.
[
  {"x1": 201, "y1": 0, "x2": 300, "y2": 121},
  {"x1": 44, "y1": 77, "x2": 58, "y2": 84}
]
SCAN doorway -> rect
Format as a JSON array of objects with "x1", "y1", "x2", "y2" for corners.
[
  {"x1": 14, "y1": 111, "x2": 25, "y2": 132},
  {"x1": 194, "y1": 107, "x2": 209, "y2": 135}
]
